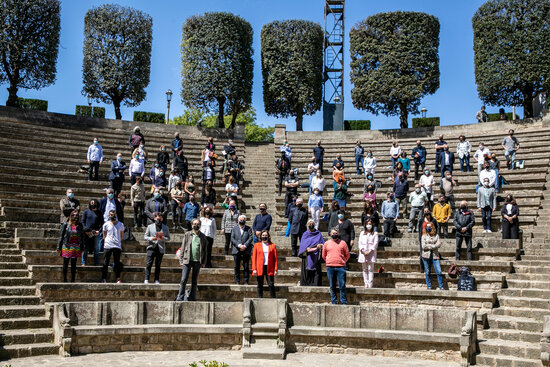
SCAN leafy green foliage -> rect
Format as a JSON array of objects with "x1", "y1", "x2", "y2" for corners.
[
  {"x1": 134, "y1": 111, "x2": 165, "y2": 124},
  {"x1": 82, "y1": 4, "x2": 153, "y2": 120},
  {"x1": 412, "y1": 117, "x2": 440, "y2": 128},
  {"x1": 261, "y1": 20, "x2": 324, "y2": 131},
  {"x1": 473, "y1": 0, "x2": 550, "y2": 118},
  {"x1": 181, "y1": 12, "x2": 254, "y2": 129},
  {"x1": 345, "y1": 120, "x2": 371, "y2": 130},
  {"x1": 75, "y1": 105, "x2": 92, "y2": 117},
  {"x1": 17, "y1": 98, "x2": 48, "y2": 111},
  {"x1": 92, "y1": 107, "x2": 105, "y2": 118},
  {"x1": 487, "y1": 112, "x2": 518, "y2": 122},
  {"x1": 189, "y1": 361, "x2": 228, "y2": 367},
  {"x1": 350, "y1": 11, "x2": 440, "y2": 129},
  {"x1": 0, "y1": 0, "x2": 61, "y2": 106}
]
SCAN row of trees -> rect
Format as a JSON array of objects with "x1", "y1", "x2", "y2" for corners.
[{"x1": 0, "y1": 0, "x2": 548, "y2": 129}]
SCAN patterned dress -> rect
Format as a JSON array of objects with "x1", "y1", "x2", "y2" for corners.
[{"x1": 62, "y1": 225, "x2": 81, "y2": 258}]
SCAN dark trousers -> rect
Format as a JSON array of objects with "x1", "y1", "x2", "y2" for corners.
[
  {"x1": 171, "y1": 200, "x2": 183, "y2": 226},
  {"x1": 291, "y1": 232, "x2": 304, "y2": 257},
  {"x1": 133, "y1": 201, "x2": 145, "y2": 227},
  {"x1": 481, "y1": 206, "x2": 492, "y2": 230},
  {"x1": 145, "y1": 247, "x2": 163, "y2": 282},
  {"x1": 233, "y1": 252, "x2": 250, "y2": 284},
  {"x1": 502, "y1": 221, "x2": 519, "y2": 239},
  {"x1": 441, "y1": 165, "x2": 452, "y2": 178},
  {"x1": 176, "y1": 261, "x2": 201, "y2": 301},
  {"x1": 88, "y1": 161, "x2": 100, "y2": 181},
  {"x1": 414, "y1": 161, "x2": 425, "y2": 180},
  {"x1": 383, "y1": 218, "x2": 396, "y2": 238},
  {"x1": 278, "y1": 174, "x2": 285, "y2": 195},
  {"x1": 284, "y1": 192, "x2": 295, "y2": 212},
  {"x1": 455, "y1": 235, "x2": 472, "y2": 260},
  {"x1": 437, "y1": 221, "x2": 448, "y2": 238},
  {"x1": 130, "y1": 172, "x2": 141, "y2": 186},
  {"x1": 205, "y1": 236, "x2": 214, "y2": 268},
  {"x1": 224, "y1": 233, "x2": 232, "y2": 255},
  {"x1": 435, "y1": 152, "x2": 443, "y2": 172},
  {"x1": 257, "y1": 265, "x2": 276, "y2": 298},
  {"x1": 110, "y1": 178, "x2": 123, "y2": 197},
  {"x1": 446, "y1": 195, "x2": 456, "y2": 214},
  {"x1": 102, "y1": 248, "x2": 122, "y2": 280},
  {"x1": 62, "y1": 257, "x2": 77, "y2": 282}
]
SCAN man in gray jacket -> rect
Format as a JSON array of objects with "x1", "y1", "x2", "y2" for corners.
[
  {"x1": 175, "y1": 219, "x2": 207, "y2": 301},
  {"x1": 143, "y1": 212, "x2": 170, "y2": 284},
  {"x1": 231, "y1": 215, "x2": 253, "y2": 285}
]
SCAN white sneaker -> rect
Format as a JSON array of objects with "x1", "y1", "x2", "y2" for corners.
[
  {"x1": 144, "y1": 280, "x2": 149, "y2": 284},
  {"x1": 154, "y1": 281, "x2": 160, "y2": 285},
  {"x1": 483, "y1": 229, "x2": 488, "y2": 233},
  {"x1": 487, "y1": 229, "x2": 492, "y2": 233},
  {"x1": 116, "y1": 280, "x2": 122, "y2": 284}
]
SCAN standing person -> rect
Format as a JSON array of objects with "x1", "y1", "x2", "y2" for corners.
[
  {"x1": 225, "y1": 176, "x2": 239, "y2": 208},
  {"x1": 336, "y1": 210, "x2": 355, "y2": 268},
  {"x1": 457, "y1": 135, "x2": 472, "y2": 172},
  {"x1": 298, "y1": 220, "x2": 324, "y2": 286},
  {"x1": 251, "y1": 230, "x2": 278, "y2": 298},
  {"x1": 332, "y1": 162, "x2": 346, "y2": 183},
  {"x1": 199, "y1": 207, "x2": 217, "y2": 268},
  {"x1": 145, "y1": 188, "x2": 169, "y2": 226},
  {"x1": 81, "y1": 199, "x2": 103, "y2": 266},
  {"x1": 156, "y1": 145, "x2": 170, "y2": 172},
  {"x1": 393, "y1": 173, "x2": 409, "y2": 218},
  {"x1": 408, "y1": 184, "x2": 428, "y2": 233},
  {"x1": 313, "y1": 140, "x2": 325, "y2": 174},
  {"x1": 129, "y1": 154, "x2": 145, "y2": 186},
  {"x1": 231, "y1": 215, "x2": 254, "y2": 285},
  {"x1": 476, "y1": 106, "x2": 488, "y2": 123},
  {"x1": 361, "y1": 200, "x2": 380, "y2": 232},
  {"x1": 174, "y1": 150, "x2": 189, "y2": 180},
  {"x1": 183, "y1": 195, "x2": 200, "y2": 230},
  {"x1": 412, "y1": 140, "x2": 427, "y2": 180},
  {"x1": 363, "y1": 184, "x2": 377, "y2": 208},
  {"x1": 354, "y1": 140, "x2": 365, "y2": 175},
  {"x1": 502, "y1": 129, "x2": 520, "y2": 170},
  {"x1": 128, "y1": 126, "x2": 145, "y2": 155},
  {"x1": 479, "y1": 162, "x2": 497, "y2": 189},
  {"x1": 280, "y1": 141, "x2": 292, "y2": 162},
  {"x1": 184, "y1": 175, "x2": 196, "y2": 203},
  {"x1": 87, "y1": 138, "x2": 103, "y2": 181},
  {"x1": 168, "y1": 170, "x2": 182, "y2": 193},
  {"x1": 171, "y1": 132, "x2": 183, "y2": 166},
  {"x1": 440, "y1": 147, "x2": 455, "y2": 178},
  {"x1": 311, "y1": 170, "x2": 326, "y2": 196},
  {"x1": 200, "y1": 180, "x2": 216, "y2": 209},
  {"x1": 130, "y1": 176, "x2": 146, "y2": 228},
  {"x1": 421, "y1": 224, "x2": 444, "y2": 290},
  {"x1": 501, "y1": 195, "x2": 519, "y2": 239},
  {"x1": 332, "y1": 154, "x2": 345, "y2": 170},
  {"x1": 308, "y1": 188, "x2": 324, "y2": 230},
  {"x1": 358, "y1": 220, "x2": 378, "y2": 288},
  {"x1": 327, "y1": 201, "x2": 341, "y2": 235},
  {"x1": 221, "y1": 200, "x2": 240, "y2": 255},
  {"x1": 222, "y1": 140, "x2": 236, "y2": 176},
  {"x1": 143, "y1": 213, "x2": 170, "y2": 284},
  {"x1": 150, "y1": 166, "x2": 167, "y2": 192},
  {"x1": 307, "y1": 156, "x2": 320, "y2": 193},
  {"x1": 398, "y1": 152, "x2": 411, "y2": 175},
  {"x1": 253, "y1": 203, "x2": 272, "y2": 242},
  {"x1": 284, "y1": 170, "x2": 300, "y2": 211},
  {"x1": 60, "y1": 189, "x2": 81, "y2": 231},
  {"x1": 101, "y1": 209, "x2": 125, "y2": 284},
  {"x1": 477, "y1": 178, "x2": 496, "y2": 233},
  {"x1": 99, "y1": 188, "x2": 124, "y2": 224},
  {"x1": 322, "y1": 228, "x2": 350, "y2": 305},
  {"x1": 454, "y1": 201, "x2": 475, "y2": 260},
  {"x1": 363, "y1": 150, "x2": 377, "y2": 177},
  {"x1": 276, "y1": 151, "x2": 291, "y2": 196},
  {"x1": 109, "y1": 153, "x2": 127, "y2": 197},
  {"x1": 474, "y1": 142, "x2": 491, "y2": 173},
  {"x1": 288, "y1": 198, "x2": 308, "y2": 257},
  {"x1": 333, "y1": 178, "x2": 348, "y2": 208},
  {"x1": 132, "y1": 142, "x2": 148, "y2": 164},
  {"x1": 175, "y1": 219, "x2": 207, "y2": 301},
  {"x1": 440, "y1": 172, "x2": 457, "y2": 214},
  {"x1": 170, "y1": 180, "x2": 185, "y2": 230},
  {"x1": 432, "y1": 194, "x2": 451, "y2": 238},
  {"x1": 57, "y1": 210, "x2": 84, "y2": 282},
  {"x1": 434, "y1": 135, "x2": 447, "y2": 173},
  {"x1": 419, "y1": 169, "x2": 435, "y2": 210},
  {"x1": 381, "y1": 192, "x2": 399, "y2": 238},
  {"x1": 389, "y1": 141, "x2": 401, "y2": 170},
  {"x1": 489, "y1": 153, "x2": 501, "y2": 192}
]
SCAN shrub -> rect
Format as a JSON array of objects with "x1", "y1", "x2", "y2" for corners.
[
  {"x1": 412, "y1": 117, "x2": 440, "y2": 128},
  {"x1": 487, "y1": 112, "x2": 518, "y2": 122},
  {"x1": 345, "y1": 120, "x2": 371, "y2": 130},
  {"x1": 17, "y1": 98, "x2": 48, "y2": 111},
  {"x1": 92, "y1": 107, "x2": 105, "y2": 118},
  {"x1": 75, "y1": 105, "x2": 92, "y2": 117},
  {"x1": 133, "y1": 111, "x2": 165, "y2": 124}
]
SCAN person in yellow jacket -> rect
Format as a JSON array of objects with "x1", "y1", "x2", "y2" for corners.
[{"x1": 432, "y1": 194, "x2": 451, "y2": 238}]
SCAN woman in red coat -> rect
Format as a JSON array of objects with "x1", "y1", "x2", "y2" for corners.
[{"x1": 251, "y1": 230, "x2": 278, "y2": 298}]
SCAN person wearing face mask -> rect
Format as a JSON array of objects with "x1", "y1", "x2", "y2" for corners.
[
  {"x1": 99, "y1": 188, "x2": 124, "y2": 224},
  {"x1": 440, "y1": 147, "x2": 455, "y2": 178},
  {"x1": 363, "y1": 150, "x2": 377, "y2": 177},
  {"x1": 327, "y1": 200, "x2": 341, "y2": 236},
  {"x1": 322, "y1": 228, "x2": 350, "y2": 305},
  {"x1": 288, "y1": 198, "x2": 309, "y2": 257},
  {"x1": 284, "y1": 170, "x2": 300, "y2": 212},
  {"x1": 171, "y1": 132, "x2": 184, "y2": 167},
  {"x1": 253, "y1": 203, "x2": 272, "y2": 242},
  {"x1": 225, "y1": 176, "x2": 239, "y2": 208},
  {"x1": 392, "y1": 172, "x2": 409, "y2": 218},
  {"x1": 313, "y1": 140, "x2": 325, "y2": 174},
  {"x1": 151, "y1": 166, "x2": 167, "y2": 192},
  {"x1": 276, "y1": 151, "x2": 292, "y2": 196},
  {"x1": 358, "y1": 220, "x2": 378, "y2": 288},
  {"x1": 440, "y1": 173, "x2": 457, "y2": 214},
  {"x1": 419, "y1": 169, "x2": 435, "y2": 210},
  {"x1": 417, "y1": 208, "x2": 438, "y2": 273},
  {"x1": 434, "y1": 135, "x2": 447, "y2": 173},
  {"x1": 183, "y1": 194, "x2": 201, "y2": 230},
  {"x1": 221, "y1": 200, "x2": 240, "y2": 255},
  {"x1": 489, "y1": 153, "x2": 501, "y2": 191},
  {"x1": 57, "y1": 210, "x2": 84, "y2": 282},
  {"x1": 408, "y1": 184, "x2": 428, "y2": 233},
  {"x1": 363, "y1": 173, "x2": 377, "y2": 193},
  {"x1": 81, "y1": 199, "x2": 104, "y2": 266},
  {"x1": 502, "y1": 129, "x2": 520, "y2": 170},
  {"x1": 363, "y1": 184, "x2": 377, "y2": 208},
  {"x1": 332, "y1": 162, "x2": 346, "y2": 184},
  {"x1": 145, "y1": 188, "x2": 169, "y2": 226},
  {"x1": 308, "y1": 189, "x2": 324, "y2": 230},
  {"x1": 128, "y1": 126, "x2": 145, "y2": 155},
  {"x1": 311, "y1": 170, "x2": 326, "y2": 196},
  {"x1": 109, "y1": 153, "x2": 127, "y2": 197},
  {"x1": 129, "y1": 153, "x2": 145, "y2": 186},
  {"x1": 131, "y1": 176, "x2": 146, "y2": 229},
  {"x1": 389, "y1": 140, "x2": 401, "y2": 171},
  {"x1": 132, "y1": 142, "x2": 148, "y2": 163},
  {"x1": 398, "y1": 152, "x2": 411, "y2": 175},
  {"x1": 332, "y1": 154, "x2": 345, "y2": 171},
  {"x1": 432, "y1": 194, "x2": 451, "y2": 238},
  {"x1": 231, "y1": 215, "x2": 254, "y2": 284},
  {"x1": 222, "y1": 139, "x2": 236, "y2": 175},
  {"x1": 478, "y1": 163, "x2": 497, "y2": 189},
  {"x1": 176, "y1": 219, "x2": 207, "y2": 301},
  {"x1": 144, "y1": 212, "x2": 170, "y2": 284},
  {"x1": 298, "y1": 220, "x2": 325, "y2": 286},
  {"x1": 101, "y1": 209, "x2": 125, "y2": 283},
  {"x1": 156, "y1": 145, "x2": 170, "y2": 172},
  {"x1": 476, "y1": 105, "x2": 488, "y2": 123},
  {"x1": 454, "y1": 201, "x2": 475, "y2": 260},
  {"x1": 361, "y1": 200, "x2": 380, "y2": 232},
  {"x1": 60, "y1": 188, "x2": 81, "y2": 227},
  {"x1": 474, "y1": 142, "x2": 491, "y2": 173},
  {"x1": 193, "y1": 208, "x2": 215, "y2": 269},
  {"x1": 280, "y1": 140, "x2": 292, "y2": 162},
  {"x1": 333, "y1": 177, "x2": 349, "y2": 208},
  {"x1": 477, "y1": 178, "x2": 496, "y2": 233},
  {"x1": 307, "y1": 156, "x2": 320, "y2": 194},
  {"x1": 381, "y1": 192, "x2": 399, "y2": 238},
  {"x1": 456, "y1": 135, "x2": 472, "y2": 172},
  {"x1": 501, "y1": 195, "x2": 519, "y2": 239},
  {"x1": 354, "y1": 140, "x2": 364, "y2": 175},
  {"x1": 421, "y1": 223, "x2": 444, "y2": 290},
  {"x1": 87, "y1": 137, "x2": 103, "y2": 181},
  {"x1": 336, "y1": 210, "x2": 355, "y2": 259},
  {"x1": 201, "y1": 180, "x2": 216, "y2": 209},
  {"x1": 251, "y1": 230, "x2": 278, "y2": 298},
  {"x1": 170, "y1": 180, "x2": 185, "y2": 230},
  {"x1": 174, "y1": 150, "x2": 189, "y2": 180},
  {"x1": 411, "y1": 140, "x2": 427, "y2": 180}
]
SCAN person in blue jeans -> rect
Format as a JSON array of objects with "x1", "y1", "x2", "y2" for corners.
[
  {"x1": 81, "y1": 199, "x2": 104, "y2": 266},
  {"x1": 421, "y1": 224, "x2": 444, "y2": 290},
  {"x1": 354, "y1": 140, "x2": 364, "y2": 176},
  {"x1": 321, "y1": 228, "x2": 350, "y2": 304}
]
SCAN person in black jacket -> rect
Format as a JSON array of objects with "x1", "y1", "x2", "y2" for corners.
[
  {"x1": 361, "y1": 200, "x2": 380, "y2": 232},
  {"x1": 454, "y1": 200, "x2": 475, "y2": 260},
  {"x1": 276, "y1": 151, "x2": 291, "y2": 196},
  {"x1": 156, "y1": 145, "x2": 170, "y2": 171},
  {"x1": 81, "y1": 199, "x2": 103, "y2": 266},
  {"x1": 57, "y1": 210, "x2": 85, "y2": 282},
  {"x1": 288, "y1": 197, "x2": 308, "y2": 257},
  {"x1": 174, "y1": 150, "x2": 189, "y2": 180},
  {"x1": 201, "y1": 180, "x2": 216, "y2": 209},
  {"x1": 412, "y1": 140, "x2": 427, "y2": 181},
  {"x1": 171, "y1": 132, "x2": 183, "y2": 161},
  {"x1": 231, "y1": 215, "x2": 254, "y2": 284},
  {"x1": 145, "y1": 188, "x2": 170, "y2": 225},
  {"x1": 109, "y1": 153, "x2": 127, "y2": 197},
  {"x1": 501, "y1": 195, "x2": 519, "y2": 239},
  {"x1": 335, "y1": 210, "x2": 355, "y2": 270}
]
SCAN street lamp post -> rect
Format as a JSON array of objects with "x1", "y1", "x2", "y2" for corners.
[
  {"x1": 421, "y1": 107, "x2": 427, "y2": 119},
  {"x1": 165, "y1": 89, "x2": 173, "y2": 124}
]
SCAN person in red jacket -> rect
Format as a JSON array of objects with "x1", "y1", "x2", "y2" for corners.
[
  {"x1": 322, "y1": 227, "x2": 350, "y2": 305},
  {"x1": 251, "y1": 230, "x2": 278, "y2": 298}
]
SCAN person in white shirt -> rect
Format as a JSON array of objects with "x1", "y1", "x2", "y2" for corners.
[
  {"x1": 129, "y1": 156, "x2": 145, "y2": 186},
  {"x1": 358, "y1": 220, "x2": 379, "y2": 288},
  {"x1": 419, "y1": 169, "x2": 435, "y2": 209},
  {"x1": 456, "y1": 135, "x2": 472, "y2": 172},
  {"x1": 310, "y1": 170, "x2": 326, "y2": 196},
  {"x1": 307, "y1": 156, "x2": 320, "y2": 193},
  {"x1": 389, "y1": 141, "x2": 402, "y2": 171},
  {"x1": 101, "y1": 209, "x2": 125, "y2": 283},
  {"x1": 473, "y1": 142, "x2": 491, "y2": 173},
  {"x1": 167, "y1": 170, "x2": 182, "y2": 193},
  {"x1": 363, "y1": 150, "x2": 377, "y2": 176},
  {"x1": 199, "y1": 208, "x2": 217, "y2": 268},
  {"x1": 87, "y1": 138, "x2": 103, "y2": 181},
  {"x1": 478, "y1": 163, "x2": 497, "y2": 188}
]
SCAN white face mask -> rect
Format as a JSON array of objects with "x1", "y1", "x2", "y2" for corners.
[{"x1": 366, "y1": 225, "x2": 372, "y2": 230}]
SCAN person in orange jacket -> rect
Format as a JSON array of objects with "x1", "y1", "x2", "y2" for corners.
[{"x1": 251, "y1": 230, "x2": 278, "y2": 298}]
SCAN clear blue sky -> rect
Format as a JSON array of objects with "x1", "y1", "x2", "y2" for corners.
[{"x1": 0, "y1": 0, "x2": 515, "y2": 131}]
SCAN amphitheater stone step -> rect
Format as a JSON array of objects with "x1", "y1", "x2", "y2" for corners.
[
  {"x1": 474, "y1": 352, "x2": 542, "y2": 367},
  {"x1": 0, "y1": 342, "x2": 59, "y2": 359}
]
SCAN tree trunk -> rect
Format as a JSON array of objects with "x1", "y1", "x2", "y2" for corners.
[
  {"x1": 295, "y1": 108, "x2": 304, "y2": 131},
  {"x1": 113, "y1": 100, "x2": 122, "y2": 120},
  {"x1": 230, "y1": 111, "x2": 238, "y2": 130},
  {"x1": 217, "y1": 96, "x2": 226, "y2": 129},
  {"x1": 522, "y1": 87, "x2": 534, "y2": 119},
  {"x1": 6, "y1": 83, "x2": 18, "y2": 107},
  {"x1": 399, "y1": 103, "x2": 408, "y2": 129}
]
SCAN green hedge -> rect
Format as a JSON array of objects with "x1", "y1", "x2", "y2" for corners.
[
  {"x1": 134, "y1": 111, "x2": 165, "y2": 124},
  {"x1": 487, "y1": 112, "x2": 518, "y2": 122},
  {"x1": 76, "y1": 105, "x2": 106, "y2": 118},
  {"x1": 92, "y1": 107, "x2": 105, "y2": 118},
  {"x1": 17, "y1": 98, "x2": 48, "y2": 111},
  {"x1": 412, "y1": 117, "x2": 440, "y2": 128},
  {"x1": 344, "y1": 120, "x2": 371, "y2": 130}
]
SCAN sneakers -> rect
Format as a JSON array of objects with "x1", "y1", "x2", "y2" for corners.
[
  {"x1": 487, "y1": 229, "x2": 492, "y2": 233},
  {"x1": 144, "y1": 280, "x2": 149, "y2": 284},
  {"x1": 116, "y1": 279, "x2": 122, "y2": 284},
  {"x1": 154, "y1": 280, "x2": 160, "y2": 285}
]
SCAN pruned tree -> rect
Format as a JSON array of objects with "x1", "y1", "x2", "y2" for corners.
[
  {"x1": 0, "y1": 0, "x2": 61, "y2": 106},
  {"x1": 181, "y1": 12, "x2": 254, "y2": 129},
  {"x1": 82, "y1": 4, "x2": 152, "y2": 120},
  {"x1": 350, "y1": 11, "x2": 440, "y2": 129},
  {"x1": 473, "y1": 0, "x2": 550, "y2": 118},
  {"x1": 261, "y1": 20, "x2": 323, "y2": 131}
]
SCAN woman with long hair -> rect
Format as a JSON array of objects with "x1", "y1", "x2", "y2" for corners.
[
  {"x1": 421, "y1": 223, "x2": 444, "y2": 290},
  {"x1": 57, "y1": 210, "x2": 84, "y2": 282},
  {"x1": 251, "y1": 230, "x2": 278, "y2": 298},
  {"x1": 358, "y1": 220, "x2": 378, "y2": 288}
]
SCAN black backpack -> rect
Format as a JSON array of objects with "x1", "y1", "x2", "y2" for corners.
[{"x1": 457, "y1": 267, "x2": 475, "y2": 291}]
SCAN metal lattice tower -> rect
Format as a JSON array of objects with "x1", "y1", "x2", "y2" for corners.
[{"x1": 323, "y1": 0, "x2": 345, "y2": 130}]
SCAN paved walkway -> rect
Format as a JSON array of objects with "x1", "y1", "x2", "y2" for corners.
[{"x1": 6, "y1": 351, "x2": 460, "y2": 367}]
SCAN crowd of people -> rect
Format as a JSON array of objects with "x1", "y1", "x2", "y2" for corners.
[{"x1": 58, "y1": 125, "x2": 522, "y2": 304}]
